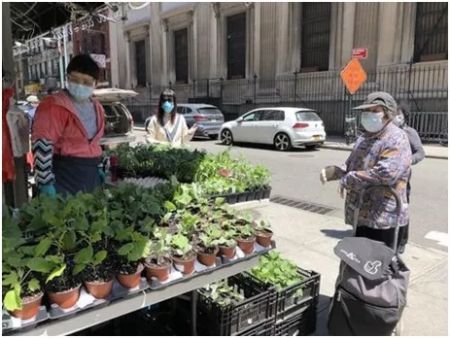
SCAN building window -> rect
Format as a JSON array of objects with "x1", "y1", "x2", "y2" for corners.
[
  {"x1": 134, "y1": 39, "x2": 147, "y2": 87},
  {"x1": 227, "y1": 13, "x2": 246, "y2": 79},
  {"x1": 174, "y1": 28, "x2": 188, "y2": 83},
  {"x1": 301, "y1": 3, "x2": 331, "y2": 72},
  {"x1": 414, "y1": 3, "x2": 448, "y2": 62}
]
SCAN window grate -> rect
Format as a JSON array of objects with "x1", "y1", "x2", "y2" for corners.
[{"x1": 270, "y1": 195, "x2": 335, "y2": 215}]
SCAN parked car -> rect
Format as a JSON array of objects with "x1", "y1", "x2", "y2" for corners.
[
  {"x1": 145, "y1": 103, "x2": 225, "y2": 139},
  {"x1": 219, "y1": 107, "x2": 326, "y2": 151},
  {"x1": 93, "y1": 88, "x2": 137, "y2": 148}
]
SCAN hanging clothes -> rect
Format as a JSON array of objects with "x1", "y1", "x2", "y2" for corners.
[{"x1": 2, "y1": 88, "x2": 15, "y2": 182}]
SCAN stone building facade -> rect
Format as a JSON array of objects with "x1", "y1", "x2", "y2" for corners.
[{"x1": 109, "y1": 2, "x2": 447, "y2": 137}]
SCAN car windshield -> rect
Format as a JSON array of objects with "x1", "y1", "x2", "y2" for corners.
[
  {"x1": 296, "y1": 111, "x2": 321, "y2": 121},
  {"x1": 198, "y1": 107, "x2": 222, "y2": 115}
]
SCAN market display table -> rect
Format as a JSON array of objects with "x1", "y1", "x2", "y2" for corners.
[{"x1": 9, "y1": 253, "x2": 265, "y2": 336}]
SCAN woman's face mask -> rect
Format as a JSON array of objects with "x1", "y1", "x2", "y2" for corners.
[
  {"x1": 161, "y1": 100, "x2": 174, "y2": 113},
  {"x1": 361, "y1": 111, "x2": 386, "y2": 133},
  {"x1": 394, "y1": 113, "x2": 405, "y2": 127},
  {"x1": 67, "y1": 81, "x2": 94, "y2": 101}
]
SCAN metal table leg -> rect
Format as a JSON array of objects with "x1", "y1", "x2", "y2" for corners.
[{"x1": 191, "y1": 290, "x2": 198, "y2": 336}]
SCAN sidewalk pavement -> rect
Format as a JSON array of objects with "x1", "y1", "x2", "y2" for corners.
[
  {"x1": 236, "y1": 200, "x2": 448, "y2": 336},
  {"x1": 323, "y1": 136, "x2": 448, "y2": 160}
]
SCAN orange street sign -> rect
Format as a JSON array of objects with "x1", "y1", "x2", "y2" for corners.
[{"x1": 340, "y1": 59, "x2": 367, "y2": 95}]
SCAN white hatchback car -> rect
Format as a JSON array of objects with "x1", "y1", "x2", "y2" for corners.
[{"x1": 220, "y1": 107, "x2": 326, "y2": 151}]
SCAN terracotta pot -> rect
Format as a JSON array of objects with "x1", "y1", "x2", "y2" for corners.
[
  {"x1": 10, "y1": 292, "x2": 43, "y2": 320},
  {"x1": 117, "y1": 264, "x2": 144, "y2": 289},
  {"x1": 256, "y1": 230, "x2": 273, "y2": 248},
  {"x1": 196, "y1": 246, "x2": 219, "y2": 266},
  {"x1": 171, "y1": 252, "x2": 197, "y2": 275},
  {"x1": 144, "y1": 257, "x2": 173, "y2": 282},
  {"x1": 218, "y1": 244, "x2": 237, "y2": 259},
  {"x1": 47, "y1": 285, "x2": 81, "y2": 309},
  {"x1": 84, "y1": 279, "x2": 113, "y2": 299},
  {"x1": 237, "y1": 237, "x2": 256, "y2": 255}
]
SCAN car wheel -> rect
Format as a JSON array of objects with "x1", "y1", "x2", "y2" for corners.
[
  {"x1": 305, "y1": 144, "x2": 317, "y2": 150},
  {"x1": 274, "y1": 133, "x2": 291, "y2": 151},
  {"x1": 221, "y1": 129, "x2": 233, "y2": 145}
]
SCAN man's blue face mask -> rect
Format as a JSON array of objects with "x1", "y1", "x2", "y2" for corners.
[
  {"x1": 67, "y1": 81, "x2": 94, "y2": 101},
  {"x1": 161, "y1": 101, "x2": 174, "y2": 113}
]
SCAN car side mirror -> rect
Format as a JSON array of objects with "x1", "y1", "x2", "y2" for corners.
[{"x1": 237, "y1": 117, "x2": 243, "y2": 123}]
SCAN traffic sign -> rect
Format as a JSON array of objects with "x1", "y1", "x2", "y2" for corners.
[
  {"x1": 352, "y1": 48, "x2": 368, "y2": 59},
  {"x1": 340, "y1": 59, "x2": 367, "y2": 95}
]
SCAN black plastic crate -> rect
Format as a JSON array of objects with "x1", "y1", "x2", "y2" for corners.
[
  {"x1": 273, "y1": 298, "x2": 317, "y2": 336},
  {"x1": 237, "y1": 319, "x2": 274, "y2": 336},
  {"x1": 197, "y1": 275, "x2": 276, "y2": 336},
  {"x1": 243, "y1": 268, "x2": 320, "y2": 321}
]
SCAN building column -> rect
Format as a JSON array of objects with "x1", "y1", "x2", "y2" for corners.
[
  {"x1": 377, "y1": 2, "x2": 415, "y2": 66},
  {"x1": 124, "y1": 32, "x2": 132, "y2": 88},
  {"x1": 252, "y1": 3, "x2": 261, "y2": 77},
  {"x1": 189, "y1": 10, "x2": 197, "y2": 82},
  {"x1": 276, "y1": 3, "x2": 290, "y2": 75},
  {"x1": 329, "y1": 2, "x2": 356, "y2": 70},
  {"x1": 210, "y1": 3, "x2": 220, "y2": 78}
]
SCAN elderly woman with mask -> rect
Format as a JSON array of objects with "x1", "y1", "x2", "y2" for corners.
[
  {"x1": 321, "y1": 92, "x2": 412, "y2": 253},
  {"x1": 146, "y1": 89, "x2": 197, "y2": 147}
]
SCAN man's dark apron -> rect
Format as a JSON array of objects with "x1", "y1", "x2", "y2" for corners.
[{"x1": 53, "y1": 154, "x2": 101, "y2": 196}]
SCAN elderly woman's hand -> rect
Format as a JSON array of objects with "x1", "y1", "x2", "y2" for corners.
[{"x1": 320, "y1": 165, "x2": 346, "y2": 184}]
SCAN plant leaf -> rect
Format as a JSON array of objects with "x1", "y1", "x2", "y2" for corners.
[
  {"x1": 93, "y1": 250, "x2": 107, "y2": 265},
  {"x1": 118, "y1": 243, "x2": 134, "y2": 256},
  {"x1": 73, "y1": 264, "x2": 86, "y2": 276},
  {"x1": 74, "y1": 245, "x2": 93, "y2": 264},
  {"x1": 3, "y1": 289, "x2": 22, "y2": 312},
  {"x1": 46, "y1": 264, "x2": 66, "y2": 283},
  {"x1": 34, "y1": 237, "x2": 53, "y2": 257},
  {"x1": 27, "y1": 278, "x2": 41, "y2": 292},
  {"x1": 27, "y1": 258, "x2": 55, "y2": 273}
]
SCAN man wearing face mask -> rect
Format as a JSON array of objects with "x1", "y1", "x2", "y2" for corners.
[
  {"x1": 145, "y1": 89, "x2": 197, "y2": 146},
  {"x1": 320, "y1": 92, "x2": 412, "y2": 252},
  {"x1": 31, "y1": 54, "x2": 105, "y2": 197}
]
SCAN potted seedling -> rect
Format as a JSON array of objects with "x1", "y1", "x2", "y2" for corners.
[
  {"x1": 145, "y1": 228, "x2": 173, "y2": 282},
  {"x1": 234, "y1": 223, "x2": 256, "y2": 255},
  {"x1": 73, "y1": 244, "x2": 113, "y2": 299},
  {"x1": 196, "y1": 226, "x2": 221, "y2": 267},
  {"x1": 253, "y1": 220, "x2": 274, "y2": 248},
  {"x1": 170, "y1": 233, "x2": 196, "y2": 275},
  {"x1": 29, "y1": 199, "x2": 82, "y2": 310},
  {"x1": 217, "y1": 228, "x2": 238, "y2": 259},
  {"x1": 116, "y1": 229, "x2": 149, "y2": 289},
  {"x1": 2, "y1": 231, "x2": 49, "y2": 320}
]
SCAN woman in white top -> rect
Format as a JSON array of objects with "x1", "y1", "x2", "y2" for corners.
[{"x1": 146, "y1": 89, "x2": 197, "y2": 147}]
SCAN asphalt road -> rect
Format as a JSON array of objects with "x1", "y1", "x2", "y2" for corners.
[{"x1": 132, "y1": 129, "x2": 448, "y2": 252}]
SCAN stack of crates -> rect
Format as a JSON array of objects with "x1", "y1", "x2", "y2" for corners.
[{"x1": 242, "y1": 267, "x2": 321, "y2": 336}]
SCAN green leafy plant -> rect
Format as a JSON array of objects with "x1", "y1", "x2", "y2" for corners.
[
  {"x1": 249, "y1": 251, "x2": 303, "y2": 292},
  {"x1": 234, "y1": 223, "x2": 255, "y2": 239},
  {"x1": 216, "y1": 228, "x2": 237, "y2": 248},
  {"x1": 170, "y1": 233, "x2": 193, "y2": 257},
  {"x1": 253, "y1": 220, "x2": 272, "y2": 233},
  {"x1": 197, "y1": 225, "x2": 222, "y2": 252},
  {"x1": 148, "y1": 227, "x2": 173, "y2": 265},
  {"x1": 198, "y1": 280, "x2": 245, "y2": 307},
  {"x1": 2, "y1": 235, "x2": 65, "y2": 312},
  {"x1": 116, "y1": 229, "x2": 151, "y2": 263}
]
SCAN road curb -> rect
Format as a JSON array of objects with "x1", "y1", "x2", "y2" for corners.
[{"x1": 322, "y1": 144, "x2": 448, "y2": 160}]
